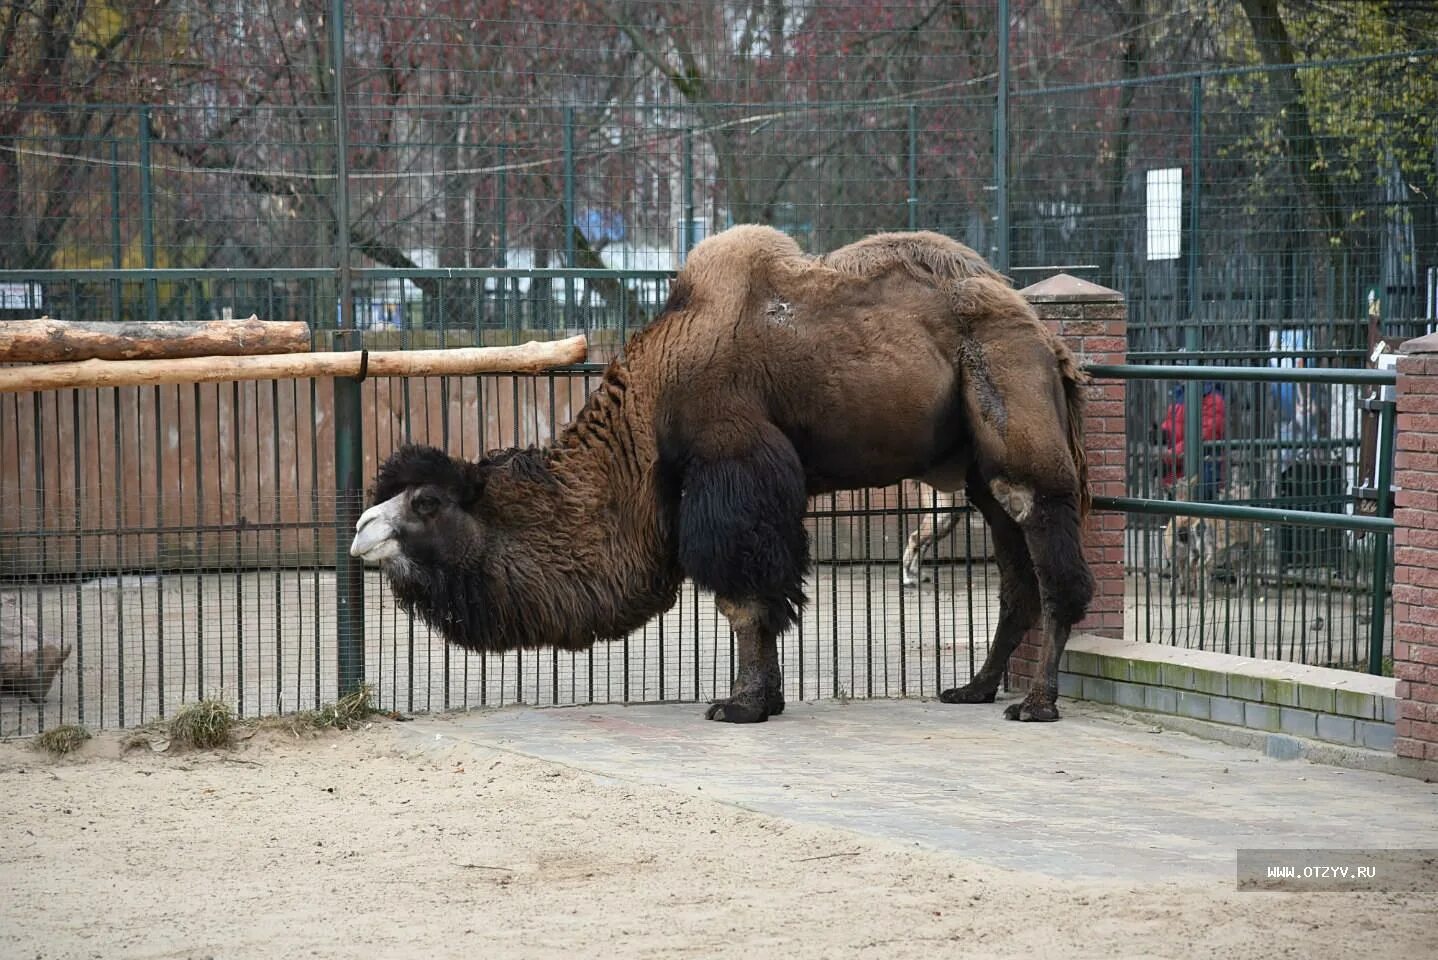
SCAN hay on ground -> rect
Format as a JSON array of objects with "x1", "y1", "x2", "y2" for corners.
[{"x1": 32, "y1": 724, "x2": 91, "y2": 755}]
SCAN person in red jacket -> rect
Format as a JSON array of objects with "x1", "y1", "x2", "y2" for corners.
[{"x1": 1159, "y1": 382, "x2": 1226, "y2": 497}]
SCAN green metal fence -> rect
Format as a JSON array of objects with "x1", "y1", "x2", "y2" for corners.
[
  {"x1": 1096, "y1": 363, "x2": 1397, "y2": 677},
  {"x1": 3, "y1": 347, "x2": 1400, "y2": 736},
  {"x1": 5, "y1": 4, "x2": 1435, "y2": 322},
  {"x1": 1, "y1": 357, "x2": 1002, "y2": 736},
  {"x1": 3, "y1": 2, "x2": 1434, "y2": 732}
]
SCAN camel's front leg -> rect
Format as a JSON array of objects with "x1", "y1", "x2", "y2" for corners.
[{"x1": 707, "y1": 597, "x2": 784, "y2": 723}]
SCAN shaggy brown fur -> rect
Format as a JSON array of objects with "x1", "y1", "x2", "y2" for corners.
[{"x1": 355, "y1": 225, "x2": 1094, "y2": 724}]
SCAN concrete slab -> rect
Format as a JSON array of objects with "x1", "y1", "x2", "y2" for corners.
[{"x1": 394, "y1": 697, "x2": 1438, "y2": 885}]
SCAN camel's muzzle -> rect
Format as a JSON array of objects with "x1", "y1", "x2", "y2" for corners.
[{"x1": 350, "y1": 496, "x2": 404, "y2": 562}]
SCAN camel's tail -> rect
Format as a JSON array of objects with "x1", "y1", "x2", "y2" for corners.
[{"x1": 1057, "y1": 346, "x2": 1092, "y2": 520}]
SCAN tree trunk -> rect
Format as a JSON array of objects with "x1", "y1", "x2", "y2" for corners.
[
  {"x1": 1238, "y1": 0, "x2": 1346, "y2": 248},
  {"x1": 1103, "y1": 0, "x2": 1145, "y2": 286},
  {"x1": 0, "y1": 335, "x2": 588, "y2": 393},
  {"x1": 0, "y1": 318, "x2": 312, "y2": 362}
]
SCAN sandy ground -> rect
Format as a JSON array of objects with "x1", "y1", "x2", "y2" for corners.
[{"x1": 1, "y1": 713, "x2": 1433, "y2": 960}]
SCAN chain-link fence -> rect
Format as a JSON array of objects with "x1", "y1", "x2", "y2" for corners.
[
  {"x1": 5, "y1": 3, "x2": 1434, "y2": 323},
  {"x1": 3, "y1": 2, "x2": 1435, "y2": 731}
]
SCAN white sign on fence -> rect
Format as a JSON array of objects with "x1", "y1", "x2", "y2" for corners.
[
  {"x1": 1146, "y1": 167, "x2": 1183, "y2": 261},
  {"x1": 0, "y1": 282, "x2": 42, "y2": 310}
]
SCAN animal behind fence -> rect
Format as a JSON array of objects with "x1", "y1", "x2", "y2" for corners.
[{"x1": 352, "y1": 225, "x2": 1095, "y2": 725}]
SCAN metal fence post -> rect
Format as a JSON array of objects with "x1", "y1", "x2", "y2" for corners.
[
  {"x1": 1368, "y1": 392, "x2": 1396, "y2": 675},
  {"x1": 109, "y1": 138, "x2": 123, "y2": 322},
  {"x1": 682, "y1": 126, "x2": 695, "y2": 259},
  {"x1": 139, "y1": 107, "x2": 157, "y2": 323},
  {"x1": 497, "y1": 137, "x2": 509, "y2": 333},
  {"x1": 1183, "y1": 76, "x2": 1203, "y2": 492},
  {"x1": 330, "y1": 0, "x2": 365, "y2": 698},
  {"x1": 563, "y1": 104, "x2": 576, "y2": 328},
  {"x1": 992, "y1": 0, "x2": 1010, "y2": 273},
  {"x1": 497, "y1": 138, "x2": 508, "y2": 267},
  {"x1": 907, "y1": 104, "x2": 918, "y2": 231}
]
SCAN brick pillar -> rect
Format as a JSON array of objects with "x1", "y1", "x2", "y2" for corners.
[
  {"x1": 1392, "y1": 334, "x2": 1438, "y2": 762},
  {"x1": 1008, "y1": 275, "x2": 1127, "y2": 690}
]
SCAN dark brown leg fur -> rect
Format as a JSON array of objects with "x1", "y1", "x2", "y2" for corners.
[{"x1": 1002, "y1": 493, "x2": 1092, "y2": 722}]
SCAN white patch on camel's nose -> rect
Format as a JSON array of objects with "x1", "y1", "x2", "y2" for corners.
[{"x1": 350, "y1": 495, "x2": 405, "y2": 562}]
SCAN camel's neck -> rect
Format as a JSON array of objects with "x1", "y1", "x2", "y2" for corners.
[{"x1": 480, "y1": 360, "x2": 681, "y2": 649}]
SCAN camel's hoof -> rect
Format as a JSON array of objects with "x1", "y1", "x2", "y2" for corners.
[
  {"x1": 1003, "y1": 700, "x2": 1061, "y2": 722},
  {"x1": 705, "y1": 697, "x2": 770, "y2": 723},
  {"x1": 939, "y1": 683, "x2": 997, "y2": 704}
]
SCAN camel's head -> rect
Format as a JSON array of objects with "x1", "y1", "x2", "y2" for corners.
[
  {"x1": 350, "y1": 444, "x2": 488, "y2": 574},
  {"x1": 349, "y1": 444, "x2": 571, "y2": 652}
]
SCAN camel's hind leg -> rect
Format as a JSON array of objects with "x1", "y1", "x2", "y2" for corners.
[
  {"x1": 998, "y1": 486, "x2": 1093, "y2": 722},
  {"x1": 938, "y1": 482, "x2": 1040, "y2": 704}
]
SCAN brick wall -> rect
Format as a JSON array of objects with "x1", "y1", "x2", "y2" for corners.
[
  {"x1": 1009, "y1": 275, "x2": 1127, "y2": 689},
  {"x1": 1393, "y1": 344, "x2": 1438, "y2": 762}
]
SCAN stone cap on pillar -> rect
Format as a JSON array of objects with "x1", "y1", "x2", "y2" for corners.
[
  {"x1": 1019, "y1": 273, "x2": 1124, "y2": 303},
  {"x1": 1398, "y1": 332, "x2": 1438, "y2": 354}
]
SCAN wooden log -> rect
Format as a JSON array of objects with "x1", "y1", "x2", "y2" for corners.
[
  {"x1": 0, "y1": 334, "x2": 589, "y2": 394},
  {"x1": 0, "y1": 316, "x2": 313, "y2": 362}
]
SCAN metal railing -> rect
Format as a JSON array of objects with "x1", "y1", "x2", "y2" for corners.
[
  {"x1": 0, "y1": 363, "x2": 999, "y2": 736},
  {"x1": 1, "y1": 254, "x2": 1414, "y2": 726},
  {"x1": 1092, "y1": 363, "x2": 1397, "y2": 677}
]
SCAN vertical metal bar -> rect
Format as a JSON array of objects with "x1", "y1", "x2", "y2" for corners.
[
  {"x1": 863, "y1": 491, "x2": 874, "y2": 698},
  {"x1": 29, "y1": 397, "x2": 46, "y2": 731},
  {"x1": 112, "y1": 389, "x2": 125, "y2": 726},
  {"x1": 271, "y1": 379, "x2": 282, "y2": 715},
  {"x1": 1188, "y1": 76, "x2": 1202, "y2": 325},
  {"x1": 1368, "y1": 398, "x2": 1396, "y2": 675},
  {"x1": 1184, "y1": 77, "x2": 1203, "y2": 492},
  {"x1": 993, "y1": 0, "x2": 1010, "y2": 272},
  {"x1": 139, "y1": 108, "x2": 158, "y2": 323},
  {"x1": 907, "y1": 104, "x2": 918, "y2": 231},
  {"x1": 109, "y1": 139, "x2": 123, "y2": 321},
  {"x1": 830, "y1": 507, "x2": 839, "y2": 698},
  {"x1": 309, "y1": 376, "x2": 322, "y2": 710},
  {"x1": 563, "y1": 105, "x2": 576, "y2": 330},
  {"x1": 330, "y1": 0, "x2": 365, "y2": 697},
  {"x1": 66, "y1": 393, "x2": 84, "y2": 725},
  {"x1": 232, "y1": 381, "x2": 243, "y2": 715},
  {"x1": 682, "y1": 127, "x2": 695, "y2": 259},
  {"x1": 193, "y1": 383, "x2": 205, "y2": 700},
  {"x1": 497, "y1": 138, "x2": 509, "y2": 335},
  {"x1": 896, "y1": 487, "x2": 907, "y2": 695}
]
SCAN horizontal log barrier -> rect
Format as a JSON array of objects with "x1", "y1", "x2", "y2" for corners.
[
  {"x1": 0, "y1": 334, "x2": 589, "y2": 393},
  {"x1": 0, "y1": 317, "x2": 312, "y2": 362}
]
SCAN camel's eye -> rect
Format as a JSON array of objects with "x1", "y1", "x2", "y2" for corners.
[{"x1": 411, "y1": 491, "x2": 441, "y2": 518}]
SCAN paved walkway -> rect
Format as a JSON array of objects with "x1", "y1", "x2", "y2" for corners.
[{"x1": 396, "y1": 697, "x2": 1438, "y2": 883}]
